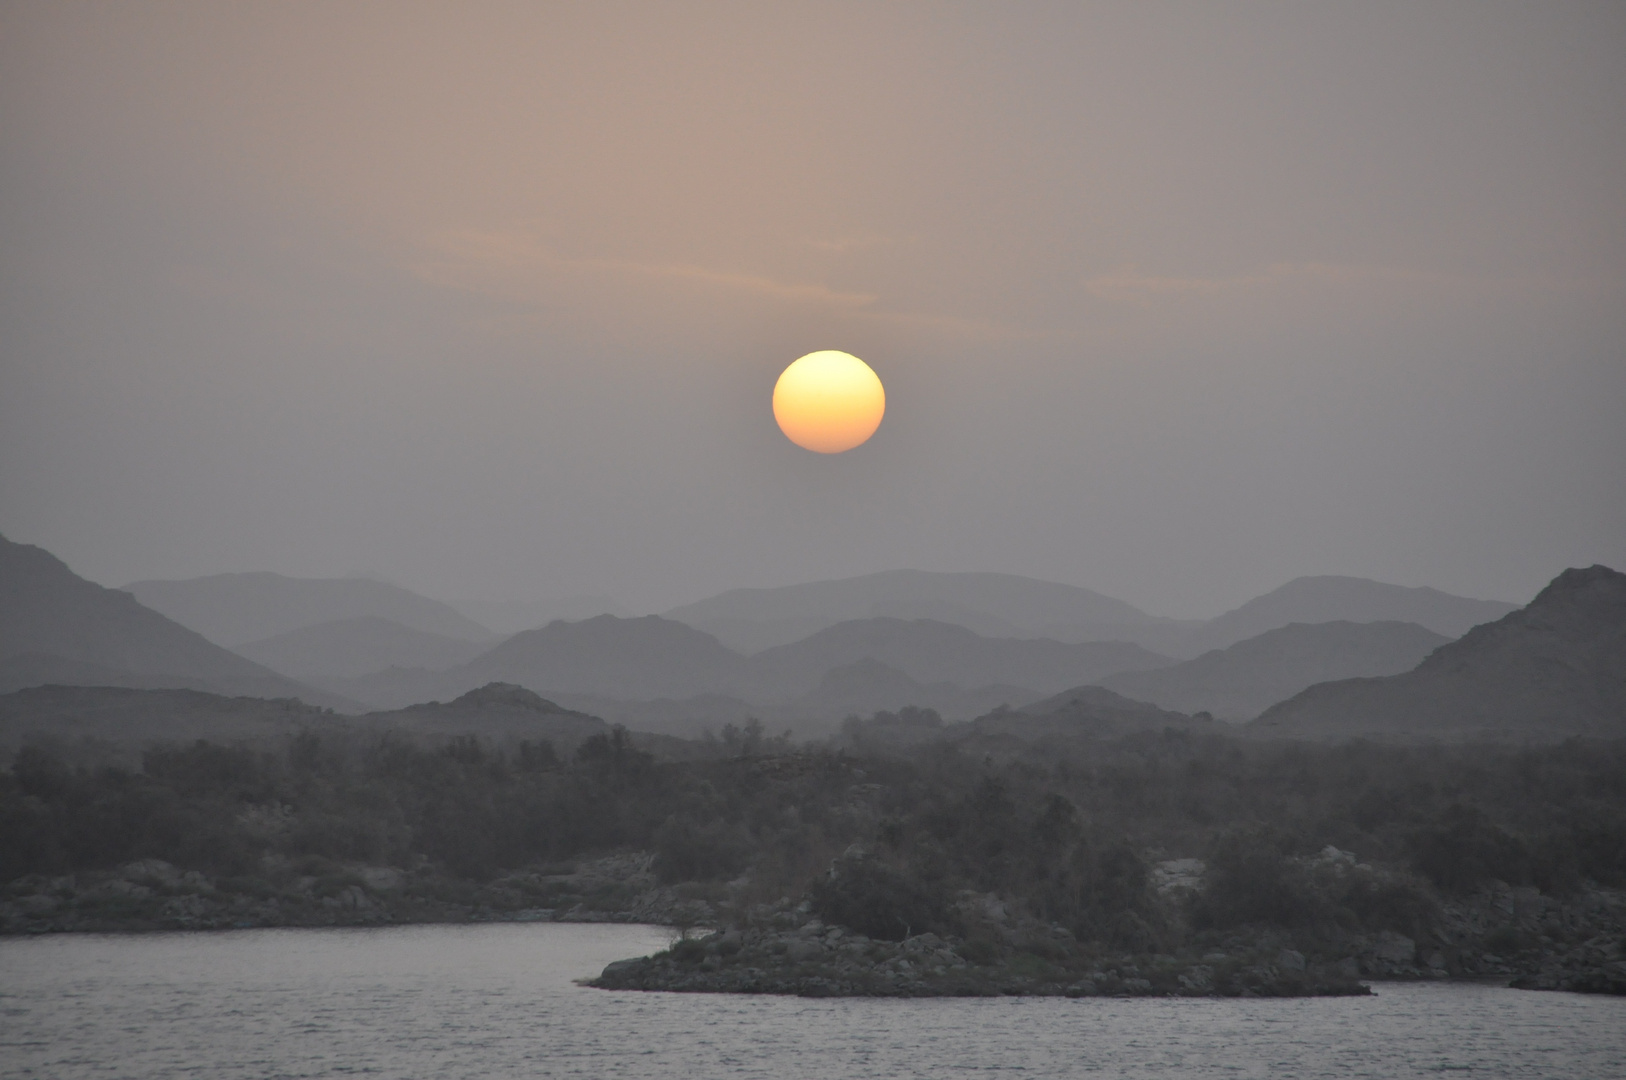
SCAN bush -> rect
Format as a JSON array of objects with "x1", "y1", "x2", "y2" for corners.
[{"x1": 811, "y1": 856, "x2": 946, "y2": 941}]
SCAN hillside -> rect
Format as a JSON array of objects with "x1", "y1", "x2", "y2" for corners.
[
  {"x1": 1100, "y1": 621, "x2": 1450, "y2": 721},
  {"x1": 0, "y1": 534, "x2": 352, "y2": 708},
  {"x1": 124, "y1": 572, "x2": 494, "y2": 646},
  {"x1": 0, "y1": 684, "x2": 344, "y2": 759},
  {"x1": 235, "y1": 617, "x2": 491, "y2": 680},
  {"x1": 1192, "y1": 576, "x2": 1516, "y2": 653},
  {"x1": 664, "y1": 569, "x2": 1177, "y2": 653},
  {"x1": 753, "y1": 617, "x2": 1167, "y2": 696},
  {"x1": 359, "y1": 682, "x2": 609, "y2": 748},
  {"x1": 1251, "y1": 565, "x2": 1626, "y2": 741},
  {"x1": 967, "y1": 685, "x2": 1205, "y2": 742}
]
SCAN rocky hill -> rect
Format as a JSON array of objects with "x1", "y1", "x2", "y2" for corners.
[
  {"x1": 1100, "y1": 621, "x2": 1450, "y2": 721},
  {"x1": 1251, "y1": 566, "x2": 1626, "y2": 741}
]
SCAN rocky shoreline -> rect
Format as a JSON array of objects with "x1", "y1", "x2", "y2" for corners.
[
  {"x1": 7, "y1": 849, "x2": 1623, "y2": 999},
  {"x1": 591, "y1": 919, "x2": 1369, "y2": 998}
]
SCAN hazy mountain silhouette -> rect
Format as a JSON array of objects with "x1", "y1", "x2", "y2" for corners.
[
  {"x1": 460, "y1": 615, "x2": 756, "y2": 700},
  {"x1": 235, "y1": 617, "x2": 492, "y2": 680},
  {"x1": 664, "y1": 570, "x2": 1180, "y2": 653},
  {"x1": 449, "y1": 595, "x2": 632, "y2": 636},
  {"x1": 0, "y1": 534, "x2": 354, "y2": 708},
  {"x1": 0, "y1": 681, "x2": 607, "y2": 758},
  {"x1": 1251, "y1": 565, "x2": 1626, "y2": 741},
  {"x1": 968, "y1": 685, "x2": 1203, "y2": 741},
  {"x1": 663, "y1": 568, "x2": 1513, "y2": 658},
  {"x1": 1099, "y1": 620, "x2": 1451, "y2": 721},
  {"x1": 1190, "y1": 576, "x2": 1516, "y2": 654},
  {"x1": 797, "y1": 657, "x2": 1043, "y2": 720},
  {"x1": 123, "y1": 572, "x2": 494, "y2": 646},
  {"x1": 752, "y1": 617, "x2": 1168, "y2": 697},
  {"x1": 360, "y1": 682, "x2": 609, "y2": 746}
]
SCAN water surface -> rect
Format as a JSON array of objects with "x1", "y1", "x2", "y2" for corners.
[{"x1": 3, "y1": 924, "x2": 1623, "y2": 1078}]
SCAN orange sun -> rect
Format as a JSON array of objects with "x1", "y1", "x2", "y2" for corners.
[{"x1": 772, "y1": 351, "x2": 885, "y2": 454}]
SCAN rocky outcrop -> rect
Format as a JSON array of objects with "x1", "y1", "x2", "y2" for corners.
[{"x1": 591, "y1": 897, "x2": 1369, "y2": 999}]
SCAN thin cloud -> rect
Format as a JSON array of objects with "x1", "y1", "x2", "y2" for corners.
[
  {"x1": 1082, "y1": 262, "x2": 1620, "y2": 307},
  {"x1": 415, "y1": 229, "x2": 877, "y2": 308}
]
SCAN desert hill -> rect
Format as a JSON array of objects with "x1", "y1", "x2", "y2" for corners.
[
  {"x1": 0, "y1": 534, "x2": 353, "y2": 708},
  {"x1": 1251, "y1": 565, "x2": 1626, "y2": 741},
  {"x1": 235, "y1": 617, "x2": 491, "y2": 680},
  {"x1": 124, "y1": 572, "x2": 494, "y2": 646},
  {"x1": 1099, "y1": 620, "x2": 1450, "y2": 721}
]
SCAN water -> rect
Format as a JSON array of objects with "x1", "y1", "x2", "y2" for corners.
[{"x1": 2, "y1": 924, "x2": 1623, "y2": 1079}]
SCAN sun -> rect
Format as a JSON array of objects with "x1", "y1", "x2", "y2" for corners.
[{"x1": 772, "y1": 351, "x2": 886, "y2": 454}]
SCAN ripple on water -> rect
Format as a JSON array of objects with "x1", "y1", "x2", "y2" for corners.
[{"x1": 1, "y1": 924, "x2": 1623, "y2": 1079}]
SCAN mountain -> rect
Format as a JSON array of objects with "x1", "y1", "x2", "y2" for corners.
[
  {"x1": 1250, "y1": 565, "x2": 1626, "y2": 741},
  {"x1": 1190, "y1": 576, "x2": 1516, "y2": 654},
  {"x1": 1099, "y1": 621, "x2": 1450, "y2": 721},
  {"x1": 0, "y1": 534, "x2": 353, "y2": 708},
  {"x1": 459, "y1": 615, "x2": 756, "y2": 700},
  {"x1": 797, "y1": 657, "x2": 1043, "y2": 720},
  {"x1": 0, "y1": 682, "x2": 607, "y2": 759},
  {"x1": 752, "y1": 617, "x2": 1168, "y2": 697},
  {"x1": 449, "y1": 595, "x2": 632, "y2": 636},
  {"x1": 359, "y1": 682, "x2": 609, "y2": 747},
  {"x1": 234, "y1": 617, "x2": 491, "y2": 680},
  {"x1": 969, "y1": 685, "x2": 1206, "y2": 741},
  {"x1": 123, "y1": 572, "x2": 494, "y2": 646},
  {"x1": 664, "y1": 569, "x2": 1182, "y2": 653}
]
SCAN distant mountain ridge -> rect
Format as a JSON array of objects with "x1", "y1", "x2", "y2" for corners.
[
  {"x1": 751, "y1": 617, "x2": 1167, "y2": 697},
  {"x1": 323, "y1": 614, "x2": 1168, "y2": 718},
  {"x1": 1190, "y1": 576, "x2": 1516, "y2": 653},
  {"x1": 1251, "y1": 565, "x2": 1626, "y2": 741},
  {"x1": 664, "y1": 568, "x2": 1515, "y2": 658},
  {"x1": 1099, "y1": 620, "x2": 1451, "y2": 721},
  {"x1": 124, "y1": 572, "x2": 494, "y2": 646},
  {"x1": 664, "y1": 569, "x2": 1181, "y2": 653},
  {"x1": 235, "y1": 617, "x2": 492, "y2": 680},
  {"x1": 0, "y1": 534, "x2": 354, "y2": 709}
]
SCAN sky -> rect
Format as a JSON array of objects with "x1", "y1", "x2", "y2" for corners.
[{"x1": 2, "y1": 1, "x2": 1623, "y2": 619}]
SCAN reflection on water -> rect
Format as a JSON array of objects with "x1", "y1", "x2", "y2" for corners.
[{"x1": 2, "y1": 923, "x2": 1623, "y2": 1079}]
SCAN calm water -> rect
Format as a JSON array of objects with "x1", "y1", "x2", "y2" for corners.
[{"x1": 2, "y1": 924, "x2": 1623, "y2": 1079}]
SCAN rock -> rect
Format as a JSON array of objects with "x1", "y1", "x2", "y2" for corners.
[{"x1": 1277, "y1": 949, "x2": 1306, "y2": 972}]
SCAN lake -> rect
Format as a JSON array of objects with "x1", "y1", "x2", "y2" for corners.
[{"x1": 2, "y1": 923, "x2": 1623, "y2": 1079}]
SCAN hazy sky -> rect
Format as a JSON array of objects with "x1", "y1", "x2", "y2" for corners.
[{"x1": 2, "y1": 2, "x2": 1623, "y2": 618}]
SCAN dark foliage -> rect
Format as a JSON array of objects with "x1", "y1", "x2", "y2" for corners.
[
  {"x1": 811, "y1": 855, "x2": 947, "y2": 941},
  {"x1": 3, "y1": 724, "x2": 1625, "y2": 950}
]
